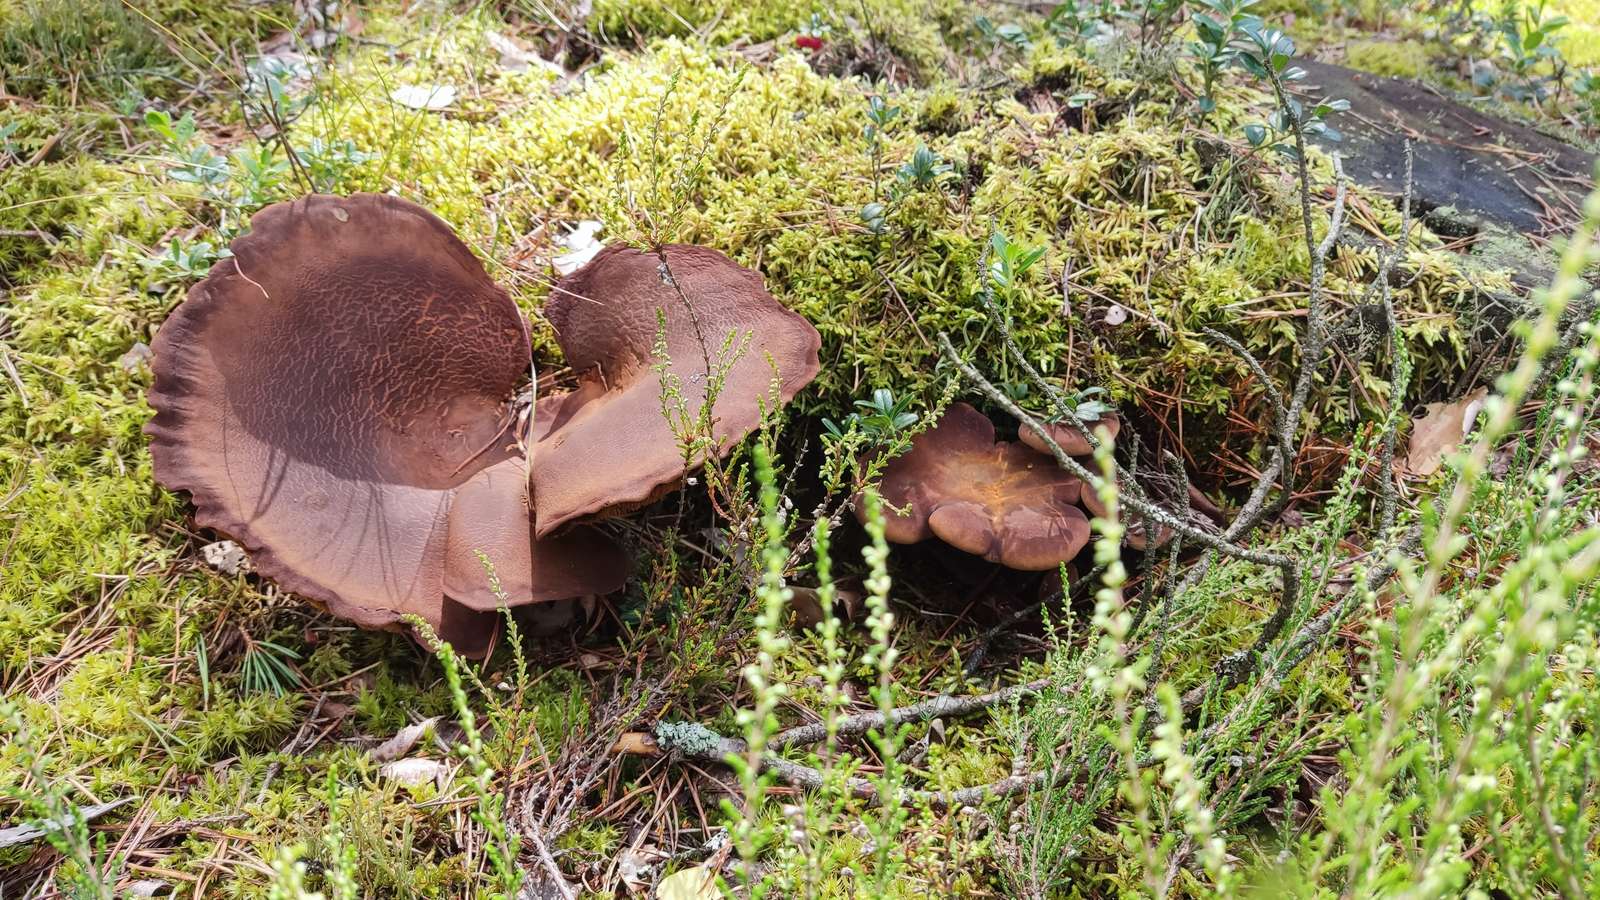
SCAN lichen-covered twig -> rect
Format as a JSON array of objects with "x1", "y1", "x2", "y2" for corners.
[
  {"x1": 647, "y1": 720, "x2": 1053, "y2": 810},
  {"x1": 1376, "y1": 144, "x2": 1416, "y2": 537},
  {"x1": 625, "y1": 678, "x2": 1053, "y2": 809}
]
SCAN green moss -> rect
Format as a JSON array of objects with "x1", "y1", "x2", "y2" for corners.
[
  {"x1": 585, "y1": 0, "x2": 964, "y2": 77},
  {"x1": 1344, "y1": 38, "x2": 1431, "y2": 79}
]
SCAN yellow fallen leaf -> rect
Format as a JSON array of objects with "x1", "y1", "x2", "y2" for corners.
[
  {"x1": 1404, "y1": 386, "x2": 1488, "y2": 477},
  {"x1": 656, "y1": 865, "x2": 720, "y2": 900}
]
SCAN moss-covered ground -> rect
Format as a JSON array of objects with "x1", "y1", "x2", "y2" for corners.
[{"x1": 1, "y1": 0, "x2": 1595, "y2": 896}]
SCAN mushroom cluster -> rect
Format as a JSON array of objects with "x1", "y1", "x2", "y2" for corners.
[
  {"x1": 862, "y1": 401, "x2": 1147, "y2": 572},
  {"x1": 147, "y1": 194, "x2": 821, "y2": 656}
]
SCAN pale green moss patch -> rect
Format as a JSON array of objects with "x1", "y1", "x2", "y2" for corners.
[{"x1": 1344, "y1": 37, "x2": 1431, "y2": 78}]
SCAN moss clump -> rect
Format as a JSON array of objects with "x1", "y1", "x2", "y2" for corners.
[
  {"x1": 1344, "y1": 38, "x2": 1431, "y2": 79},
  {"x1": 584, "y1": 0, "x2": 965, "y2": 78}
]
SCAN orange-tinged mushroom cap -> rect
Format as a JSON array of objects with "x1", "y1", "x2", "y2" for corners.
[
  {"x1": 146, "y1": 193, "x2": 577, "y2": 655},
  {"x1": 863, "y1": 403, "x2": 1092, "y2": 571},
  {"x1": 532, "y1": 244, "x2": 822, "y2": 535}
]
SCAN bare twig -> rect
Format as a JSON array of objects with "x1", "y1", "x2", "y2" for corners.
[
  {"x1": 770, "y1": 678, "x2": 1050, "y2": 749},
  {"x1": 1135, "y1": 451, "x2": 1189, "y2": 641},
  {"x1": 1376, "y1": 144, "x2": 1416, "y2": 537},
  {"x1": 647, "y1": 722, "x2": 1053, "y2": 810}
]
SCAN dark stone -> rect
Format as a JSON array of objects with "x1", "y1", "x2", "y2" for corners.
[{"x1": 1292, "y1": 59, "x2": 1595, "y2": 236}]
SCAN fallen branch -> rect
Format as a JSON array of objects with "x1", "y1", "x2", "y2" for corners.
[
  {"x1": 615, "y1": 678, "x2": 1054, "y2": 808},
  {"x1": 770, "y1": 678, "x2": 1049, "y2": 749},
  {"x1": 635, "y1": 720, "x2": 1053, "y2": 810}
]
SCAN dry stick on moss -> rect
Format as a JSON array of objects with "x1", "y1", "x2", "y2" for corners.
[
  {"x1": 1135, "y1": 451, "x2": 1189, "y2": 642},
  {"x1": 1174, "y1": 147, "x2": 1404, "y2": 657},
  {"x1": 1198, "y1": 325, "x2": 1289, "y2": 537},
  {"x1": 769, "y1": 678, "x2": 1050, "y2": 749},
  {"x1": 983, "y1": 89, "x2": 1357, "y2": 658},
  {"x1": 649, "y1": 721, "x2": 1052, "y2": 810},
  {"x1": 1269, "y1": 65, "x2": 1347, "y2": 516},
  {"x1": 1375, "y1": 144, "x2": 1417, "y2": 537},
  {"x1": 962, "y1": 173, "x2": 1347, "y2": 658}
]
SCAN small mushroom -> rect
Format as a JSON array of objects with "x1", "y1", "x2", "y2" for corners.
[
  {"x1": 532, "y1": 244, "x2": 822, "y2": 535},
  {"x1": 862, "y1": 403, "x2": 1092, "y2": 571},
  {"x1": 146, "y1": 194, "x2": 620, "y2": 655},
  {"x1": 1017, "y1": 413, "x2": 1120, "y2": 457}
]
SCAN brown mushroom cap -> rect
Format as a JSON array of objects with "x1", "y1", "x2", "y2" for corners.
[
  {"x1": 1018, "y1": 413, "x2": 1120, "y2": 457},
  {"x1": 1077, "y1": 474, "x2": 1173, "y2": 552},
  {"x1": 146, "y1": 193, "x2": 544, "y2": 654},
  {"x1": 532, "y1": 244, "x2": 822, "y2": 536},
  {"x1": 863, "y1": 402, "x2": 1092, "y2": 571},
  {"x1": 442, "y1": 457, "x2": 630, "y2": 612}
]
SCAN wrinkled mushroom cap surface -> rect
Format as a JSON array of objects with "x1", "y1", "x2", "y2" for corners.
[
  {"x1": 532, "y1": 244, "x2": 822, "y2": 536},
  {"x1": 1018, "y1": 413, "x2": 1120, "y2": 457},
  {"x1": 147, "y1": 193, "x2": 543, "y2": 653},
  {"x1": 864, "y1": 403, "x2": 1092, "y2": 571}
]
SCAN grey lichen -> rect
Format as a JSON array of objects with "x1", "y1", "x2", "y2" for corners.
[{"x1": 653, "y1": 720, "x2": 727, "y2": 757}]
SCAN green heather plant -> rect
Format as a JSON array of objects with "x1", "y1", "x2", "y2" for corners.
[
  {"x1": 0, "y1": 702, "x2": 117, "y2": 899},
  {"x1": 857, "y1": 487, "x2": 911, "y2": 895},
  {"x1": 409, "y1": 619, "x2": 525, "y2": 898},
  {"x1": 729, "y1": 443, "x2": 795, "y2": 897}
]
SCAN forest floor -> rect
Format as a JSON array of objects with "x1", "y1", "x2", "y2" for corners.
[{"x1": 3, "y1": 0, "x2": 1599, "y2": 897}]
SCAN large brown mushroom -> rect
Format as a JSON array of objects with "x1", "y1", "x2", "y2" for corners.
[
  {"x1": 146, "y1": 194, "x2": 623, "y2": 655},
  {"x1": 531, "y1": 244, "x2": 822, "y2": 535},
  {"x1": 862, "y1": 403, "x2": 1092, "y2": 571}
]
